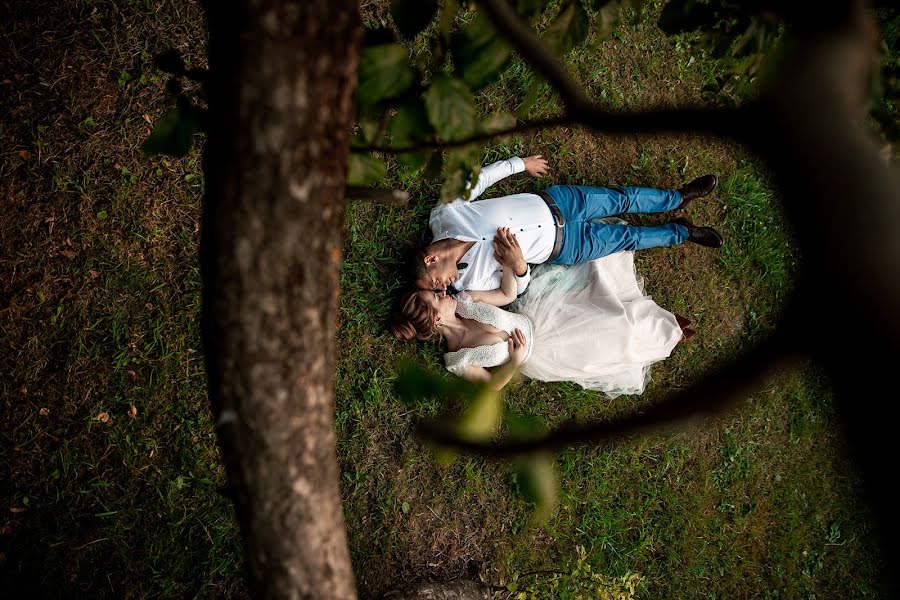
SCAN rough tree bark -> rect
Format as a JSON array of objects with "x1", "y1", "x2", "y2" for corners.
[{"x1": 200, "y1": 1, "x2": 362, "y2": 598}]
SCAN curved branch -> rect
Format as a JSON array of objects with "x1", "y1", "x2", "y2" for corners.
[
  {"x1": 353, "y1": 106, "x2": 750, "y2": 156},
  {"x1": 346, "y1": 186, "x2": 410, "y2": 205},
  {"x1": 579, "y1": 104, "x2": 752, "y2": 139},
  {"x1": 478, "y1": 0, "x2": 591, "y2": 112},
  {"x1": 352, "y1": 115, "x2": 571, "y2": 154},
  {"x1": 418, "y1": 327, "x2": 799, "y2": 457}
]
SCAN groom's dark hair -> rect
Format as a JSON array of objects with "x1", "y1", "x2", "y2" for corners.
[{"x1": 408, "y1": 247, "x2": 430, "y2": 284}]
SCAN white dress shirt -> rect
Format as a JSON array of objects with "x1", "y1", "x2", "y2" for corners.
[{"x1": 429, "y1": 157, "x2": 557, "y2": 295}]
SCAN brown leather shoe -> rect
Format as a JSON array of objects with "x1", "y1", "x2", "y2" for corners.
[
  {"x1": 677, "y1": 174, "x2": 717, "y2": 208},
  {"x1": 673, "y1": 217, "x2": 724, "y2": 248}
]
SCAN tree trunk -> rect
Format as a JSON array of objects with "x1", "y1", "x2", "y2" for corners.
[{"x1": 200, "y1": 1, "x2": 361, "y2": 598}]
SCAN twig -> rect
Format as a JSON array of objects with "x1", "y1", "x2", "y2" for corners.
[
  {"x1": 418, "y1": 328, "x2": 800, "y2": 457},
  {"x1": 351, "y1": 115, "x2": 572, "y2": 154},
  {"x1": 352, "y1": 105, "x2": 748, "y2": 156},
  {"x1": 346, "y1": 187, "x2": 411, "y2": 205},
  {"x1": 478, "y1": 0, "x2": 591, "y2": 112}
]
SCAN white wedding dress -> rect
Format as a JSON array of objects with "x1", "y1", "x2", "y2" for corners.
[{"x1": 443, "y1": 251, "x2": 682, "y2": 398}]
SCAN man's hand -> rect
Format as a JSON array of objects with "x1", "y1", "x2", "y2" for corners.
[
  {"x1": 493, "y1": 227, "x2": 527, "y2": 276},
  {"x1": 522, "y1": 155, "x2": 549, "y2": 178}
]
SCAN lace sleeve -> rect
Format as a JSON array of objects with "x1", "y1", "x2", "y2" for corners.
[{"x1": 444, "y1": 350, "x2": 469, "y2": 377}]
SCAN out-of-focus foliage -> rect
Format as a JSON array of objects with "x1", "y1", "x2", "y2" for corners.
[
  {"x1": 494, "y1": 545, "x2": 642, "y2": 599},
  {"x1": 353, "y1": 0, "x2": 644, "y2": 201}
]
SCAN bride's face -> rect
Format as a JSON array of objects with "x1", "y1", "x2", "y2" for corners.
[{"x1": 418, "y1": 289, "x2": 457, "y2": 324}]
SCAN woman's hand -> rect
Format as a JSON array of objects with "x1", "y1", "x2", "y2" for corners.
[
  {"x1": 507, "y1": 328, "x2": 528, "y2": 365},
  {"x1": 493, "y1": 227, "x2": 527, "y2": 276},
  {"x1": 522, "y1": 155, "x2": 549, "y2": 177}
]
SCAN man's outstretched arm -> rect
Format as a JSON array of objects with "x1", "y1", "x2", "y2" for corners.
[{"x1": 462, "y1": 154, "x2": 550, "y2": 201}]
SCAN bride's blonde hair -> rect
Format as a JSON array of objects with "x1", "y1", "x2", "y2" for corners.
[{"x1": 391, "y1": 289, "x2": 440, "y2": 342}]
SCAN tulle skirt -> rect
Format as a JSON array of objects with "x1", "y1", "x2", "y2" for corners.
[{"x1": 509, "y1": 251, "x2": 682, "y2": 398}]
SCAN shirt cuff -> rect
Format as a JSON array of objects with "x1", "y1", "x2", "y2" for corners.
[
  {"x1": 508, "y1": 156, "x2": 526, "y2": 174},
  {"x1": 514, "y1": 265, "x2": 531, "y2": 295}
]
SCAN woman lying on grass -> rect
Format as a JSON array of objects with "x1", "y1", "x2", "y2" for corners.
[{"x1": 391, "y1": 228, "x2": 693, "y2": 397}]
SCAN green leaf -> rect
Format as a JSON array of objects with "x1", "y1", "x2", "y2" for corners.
[
  {"x1": 440, "y1": 169, "x2": 468, "y2": 203},
  {"x1": 364, "y1": 26, "x2": 397, "y2": 47},
  {"x1": 445, "y1": 144, "x2": 482, "y2": 172},
  {"x1": 397, "y1": 150, "x2": 430, "y2": 169},
  {"x1": 451, "y1": 15, "x2": 512, "y2": 90},
  {"x1": 395, "y1": 362, "x2": 486, "y2": 410},
  {"x1": 544, "y1": 1, "x2": 589, "y2": 55},
  {"x1": 506, "y1": 411, "x2": 546, "y2": 440},
  {"x1": 391, "y1": 0, "x2": 439, "y2": 39},
  {"x1": 401, "y1": 501, "x2": 411, "y2": 514},
  {"x1": 96, "y1": 210, "x2": 108, "y2": 221},
  {"x1": 516, "y1": 79, "x2": 545, "y2": 118},
  {"x1": 658, "y1": 0, "x2": 719, "y2": 35},
  {"x1": 517, "y1": 0, "x2": 548, "y2": 20},
  {"x1": 356, "y1": 44, "x2": 414, "y2": 107},
  {"x1": 142, "y1": 110, "x2": 199, "y2": 157},
  {"x1": 347, "y1": 153, "x2": 387, "y2": 186},
  {"x1": 421, "y1": 151, "x2": 444, "y2": 182},
  {"x1": 395, "y1": 363, "x2": 453, "y2": 401},
  {"x1": 388, "y1": 98, "x2": 433, "y2": 145},
  {"x1": 457, "y1": 386, "x2": 503, "y2": 441},
  {"x1": 481, "y1": 111, "x2": 517, "y2": 135},
  {"x1": 514, "y1": 453, "x2": 558, "y2": 522},
  {"x1": 443, "y1": 145, "x2": 482, "y2": 200},
  {"x1": 438, "y1": 0, "x2": 460, "y2": 41},
  {"x1": 425, "y1": 75, "x2": 476, "y2": 141}
]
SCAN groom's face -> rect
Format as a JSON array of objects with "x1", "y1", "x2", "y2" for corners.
[{"x1": 418, "y1": 256, "x2": 458, "y2": 292}]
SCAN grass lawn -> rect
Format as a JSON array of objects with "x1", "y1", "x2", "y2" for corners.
[{"x1": 0, "y1": 0, "x2": 887, "y2": 598}]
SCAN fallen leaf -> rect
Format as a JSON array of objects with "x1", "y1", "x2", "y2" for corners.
[
  {"x1": 96, "y1": 411, "x2": 110, "y2": 423},
  {"x1": 18, "y1": 150, "x2": 31, "y2": 159},
  {"x1": 14, "y1": 73, "x2": 24, "y2": 81},
  {"x1": 127, "y1": 370, "x2": 137, "y2": 381},
  {"x1": 127, "y1": 404, "x2": 138, "y2": 419},
  {"x1": 19, "y1": 386, "x2": 27, "y2": 396},
  {"x1": 39, "y1": 408, "x2": 49, "y2": 417},
  {"x1": 89, "y1": 270, "x2": 100, "y2": 279},
  {"x1": 0, "y1": 524, "x2": 11, "y2": 536},
  {"x1": 143, "y1": 113, "x2": 151, "y2": 123},
  {"x1": 9, "y1": 507, "x2": 26, "y2": 513},
  {"x1": 60, "y1": 249, "x2": 77, "y2": 260},
  {"x1": 145, "y1": 302, "x2": 153, "y2": 310}
]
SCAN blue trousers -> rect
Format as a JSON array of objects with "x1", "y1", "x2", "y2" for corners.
[{"x1": 544, "y1": 185, "x2": 690, "y2": 265}]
